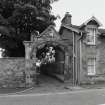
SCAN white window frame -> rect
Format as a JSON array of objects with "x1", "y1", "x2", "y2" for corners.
[
  {"x1": 87, "y1": 58, "x2": 96, "y2": 75},
  {"x1": 86, "y1": 28, "x2": 96, "y2": 45}
]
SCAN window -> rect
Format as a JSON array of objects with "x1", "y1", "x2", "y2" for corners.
[
  {"x1": 87, "y1": 58, "x2": 96, "y2": 75},
  {"x1": 86, "y1": 28, "x2": 96, "y2": 45}
]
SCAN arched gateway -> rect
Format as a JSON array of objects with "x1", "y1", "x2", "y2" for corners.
[{"x1": 23, "y1": 25, "x2": 73, "y2": 86}]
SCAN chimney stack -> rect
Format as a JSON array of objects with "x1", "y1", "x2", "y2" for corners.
[{"x1": 61, "y1": 12, "x2": 72, "y2": 26}]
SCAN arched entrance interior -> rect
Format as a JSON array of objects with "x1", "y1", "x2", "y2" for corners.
[{"x1": 36, "y1": 43, "x2": 65, "y2": 82}]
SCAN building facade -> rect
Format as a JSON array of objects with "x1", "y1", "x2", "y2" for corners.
[{"x1": 60, "y1": 12, "x2": 105, "y2": 84}]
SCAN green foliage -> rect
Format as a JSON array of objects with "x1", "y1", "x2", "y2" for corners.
[{"x1": 0, "y1": 0, "x2": 58, "y2": 57}]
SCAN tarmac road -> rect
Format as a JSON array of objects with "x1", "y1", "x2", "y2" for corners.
[{"x1": 0, "y1": 88, "x2": 105, "y2": 105}]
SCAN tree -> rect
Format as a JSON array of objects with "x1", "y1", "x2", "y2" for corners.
[{"x1": 0, "y1": 0, "x2": 58, "y2": 57}]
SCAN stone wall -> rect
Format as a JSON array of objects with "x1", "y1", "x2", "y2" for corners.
[
  {"x1": 60, "y1": 28, "x2": 73, "y2": 81},
  {"x1": 80, "y1": 36, "x2": 105, "y2": 84},
  {"x1": 61, "y1": 28, "x2": 73, "y2": 46},
  {"x1": 96, "y1": 37, "x2": 105, "y2": 74},
  {"x1": 75, "y1": 34, "x2": 81, "y2": 84},
  {"x1": 0, "y1": 58, "x2": 25, "y2": 88}
]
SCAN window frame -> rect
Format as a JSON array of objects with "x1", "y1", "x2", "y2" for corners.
[
  {"x1": 86, "y1": 28, "x2": 96, "y2": 45},
  {"x1": 87, "y1": 58, "x2": 96, "y2": 76}
]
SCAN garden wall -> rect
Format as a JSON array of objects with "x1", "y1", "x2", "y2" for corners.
[{"x1": 0, "y1": 58, "x2": 25, "y2": 88}]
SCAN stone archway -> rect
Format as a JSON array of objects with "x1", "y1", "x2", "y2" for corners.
[
  {"x1": 23, "y1": 40, "x2": 72, "y2": 86},
  {"x1": 23, "y1": 25, "x2": 73, "y2": 87},
  {"x1": 30, "y1": 41, "x2": 71, "y2": 82}
]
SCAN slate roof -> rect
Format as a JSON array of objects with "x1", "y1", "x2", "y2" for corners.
[
  {"x1": 72, "y1": 25, "x2": 105, "y2": 35},
  {"x1": 71, "y1": 25, "x2": 80, "y2": 29},
  {"x1": 60, "y1": 14, "x2": 105, "y2": 36}
]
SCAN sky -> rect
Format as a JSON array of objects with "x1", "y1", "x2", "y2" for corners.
[{"x1": 51, "y1": 0, "x2": 105, "y2": 30}]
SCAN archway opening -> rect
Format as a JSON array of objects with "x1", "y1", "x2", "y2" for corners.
[{"x1": 36, "y1": 44, "x2": 65, "y2": 82}]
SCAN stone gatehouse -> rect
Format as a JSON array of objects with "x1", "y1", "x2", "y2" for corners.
[
  {"x1": 23, "y1": 12, "x2": 105, "y2": 86},
  {"x1": 59, "y1": 12, "x2": 105, "y2": 84}
]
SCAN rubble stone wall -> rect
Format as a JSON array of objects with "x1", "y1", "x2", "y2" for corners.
[
  {"x1": 80, "y1": 37, "x2": 105, "y2": 84},
  {"x1": 0, "y1": 58, "x2": 25, "y2": 88}
]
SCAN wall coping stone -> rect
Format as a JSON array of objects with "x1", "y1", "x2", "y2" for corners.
[{"x1": 0, "y1": 57, "x2": 25, "y2": 59}]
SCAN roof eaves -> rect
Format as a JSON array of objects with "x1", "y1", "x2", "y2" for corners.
[
  {"x1": 61, "y1": 24, "x2": 80, "y2": 34},
  {"x1": 80, "y1": 16, "x2": 102, "y2": 28}
]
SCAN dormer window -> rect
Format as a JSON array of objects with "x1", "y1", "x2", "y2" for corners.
[
  {"x1": 86, "y1": 28, "x2": 96, "y2": 45},
  {"x1": 80, "y1": 16, "x2": 102, "y2": 45}
]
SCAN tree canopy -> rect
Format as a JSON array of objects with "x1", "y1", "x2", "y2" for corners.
[{"x1": 0, "y1": 0, "x2": 58, "y2": 57}]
